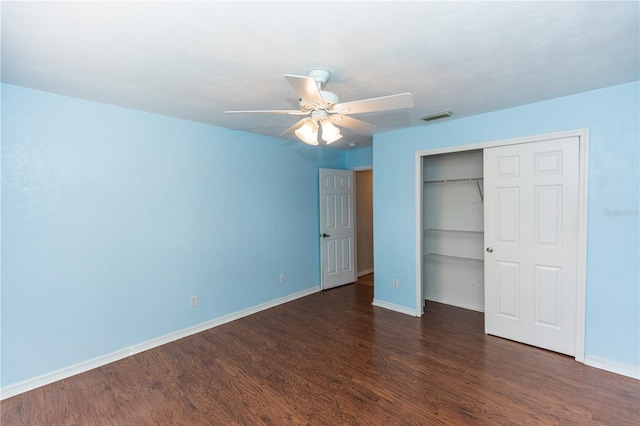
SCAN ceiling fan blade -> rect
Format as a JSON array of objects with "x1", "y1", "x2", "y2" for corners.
[
  {"x1": 329, "y1": 114, "x2": 376, "y2": 134},
  {"x1": 333, "y1": 93, "x2": 414, "y2": 115},
  {"x1": 280, "y1": 118, "x2": 307, "y2": 136},
  {"x1": 225, "y1": 109, "x2": 308, "y2": 115},
  {"x1": 285, "y1": 74, "x2": 325, "y2": 107}
]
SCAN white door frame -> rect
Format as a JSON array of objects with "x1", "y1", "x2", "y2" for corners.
[
  {"x1": 321, "y1": 165, "x2": 373, "y2": 288},
  {"x1": 414, "y1": 128, "x2": 589, "y2": 362},
  {"x1": 351, "y1": 165, "x2": 374, "y2": 280}
]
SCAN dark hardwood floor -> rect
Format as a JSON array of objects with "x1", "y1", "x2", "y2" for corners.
[
  {"x1": 2, "y1": 282, "x2": 639, "y2": 425},
  {"x1": 356, "y1": 273, "x2": 374, "y2": 286}
]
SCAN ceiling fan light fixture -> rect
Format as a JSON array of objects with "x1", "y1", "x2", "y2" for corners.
[
  {"x1": 295, "y1": 120, "x2": 319, "y2": 145},
  {"x1": 321, "y1": 119, "x2": 342, "y2": 144},
  {"x1": 227, "y1": 70, "x2": 414, "y2": 147}
]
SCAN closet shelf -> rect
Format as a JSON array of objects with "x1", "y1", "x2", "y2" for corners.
[
  {"x1": 423, "y1": 177, "x2": 483, "y2": 184},
  {"x1": 424, "y1": 228, "x2": 483, "y2": 236},
  {"x1": 424, "y1": 253, "x2": 483, "y2": 265},
  {"x1": 423, "y1": 177, "x2": 484, "y2": 202}
]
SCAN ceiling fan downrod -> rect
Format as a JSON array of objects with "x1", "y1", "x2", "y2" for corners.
[{"x1": 307, "y1": 69, "x2": 330, "y2": 89}]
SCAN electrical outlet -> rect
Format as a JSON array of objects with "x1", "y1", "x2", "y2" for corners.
[
  {"x1": 279, "y1": 274, "x2": 285, "y2": 283},
  {"x1": 392, "y1": 279, "x2": 398, "y2": 288},
  {"x1": 190, "y1": 296, "x2": 198, "y2": 307}
]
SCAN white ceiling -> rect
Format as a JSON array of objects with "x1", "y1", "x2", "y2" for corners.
[{"x1": 2, "y1": 1, "x2": 638, "y2": 149}]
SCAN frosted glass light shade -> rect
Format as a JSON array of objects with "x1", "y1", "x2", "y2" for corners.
[
  {"x1": 295, "y1": 121, "x2": 319, "y2": 145},
  {"x1": 321, "y1": 120, "x2": 342, "y2": 144}
]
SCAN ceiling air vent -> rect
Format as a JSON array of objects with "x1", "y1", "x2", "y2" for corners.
[{"x1": 420, "y1": 111, "x2": 452, "y2": 122}]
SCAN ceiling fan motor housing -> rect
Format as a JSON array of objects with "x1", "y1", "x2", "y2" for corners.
[
  {"x1": 320, "y1": 90, "x2": 339, "y2": 107},
  {"x1": 297, "y1": 69, "x2": 339, "y2": 109},
  {"x1": 297, "y1": 89, "x2": 339, "y2": 110}
]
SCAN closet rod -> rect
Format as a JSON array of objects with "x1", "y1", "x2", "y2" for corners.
[{"x1": 423, "y1": 177, "x2": 483, "y2": 184}]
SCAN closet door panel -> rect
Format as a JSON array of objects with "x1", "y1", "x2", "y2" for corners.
[{"x1": 484, "y1": 137, "x2": 579, "y2": 356}]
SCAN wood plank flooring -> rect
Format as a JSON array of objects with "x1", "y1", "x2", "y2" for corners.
[
  {"x1": 356, "y1": 273, "x2": 374, "y2": 286},
  {"x1": 2, "y1": 282, "x2": 639, "y2": 425}
]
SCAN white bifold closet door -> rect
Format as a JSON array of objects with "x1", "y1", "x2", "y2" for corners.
[{"x1": 484, "y1": 137, "x2": 579, "y2": 356}]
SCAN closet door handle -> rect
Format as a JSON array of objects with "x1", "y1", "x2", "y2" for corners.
[
  {"x1": 486, "y1": 247, "x2": 494, "y2": 253},
  {"x1": 322, "y1": 233, "x2": 331, "y2": 238}
]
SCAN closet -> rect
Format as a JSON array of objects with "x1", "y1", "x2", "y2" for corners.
[
  {"x1": 422, "y1": 150, "x2": 484, "y2": 312},
  {"x1": 419, "y1": 133, "x2": 586, "y2": 358}
]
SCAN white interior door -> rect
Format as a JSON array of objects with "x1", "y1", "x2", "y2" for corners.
[
  {"x1": 320, "y1": 168, "x2": 356, "y2": 290},
  {"x1": 484, "y1": 137, "x2": 579, "y2": 356}
]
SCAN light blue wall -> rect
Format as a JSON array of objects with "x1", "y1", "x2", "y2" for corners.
[
  {"x1": 3, "y1": 81, "x2": 638, "y2": 387},
  {"x1": 345, "y1": 146, "x2": 373, "y2": 169},
  {"x1": 374, "y1": 81, "x2": 640, "y2": 369},
  {"x1": 0, "y1": 84, "x2": 345, "y2": 387}
]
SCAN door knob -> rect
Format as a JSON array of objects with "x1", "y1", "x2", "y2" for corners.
[
  {"x1": 322, "y1": 233, "x2": 330, "y2": 238},
  {"x1": 486, "y1": 247, "x2": 494, "y2": 253}
]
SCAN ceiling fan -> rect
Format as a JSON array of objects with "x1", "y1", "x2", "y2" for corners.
[{"x1": 225, "y1": 69, "x2": 414, "y2": 145}]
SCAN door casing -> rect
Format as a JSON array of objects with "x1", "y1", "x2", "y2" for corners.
[
  {"x1": 414, "y1": 128, "x2": 589, "y2": 362},
  {"x1": 352, "y1": 165, "x2": 374, "y2": 279}
]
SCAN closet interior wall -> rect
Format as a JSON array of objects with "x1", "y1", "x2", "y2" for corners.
[{"x1": 423, "y1": 150, "x2": 485, "y2": 312}]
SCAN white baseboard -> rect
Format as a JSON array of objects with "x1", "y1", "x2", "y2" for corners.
[
  {"x1": 357, "y1": 269, "x2": 374, "y2": 277},
  {"x1": 0, "y1": 348, "x2": 134, "y2": 401},
  {"x1": 424, "y1": 294, "x2": 485, "y2": 313},
  {"x1": 0, "y1": 286, "x2": 321, "y2": 400},
  {"x1": 584, "y1": 355, "x2": 640, "y2": 380},
  {"x1": 372, "y1": 298, "x2": 419, "y2": 317}
]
